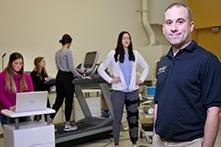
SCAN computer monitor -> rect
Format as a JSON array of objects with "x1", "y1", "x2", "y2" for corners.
[{"x1": 82, "y1": 51, "x2": 99, "y2": 75}]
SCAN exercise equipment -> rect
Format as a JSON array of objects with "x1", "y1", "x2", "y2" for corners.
[{"x1": 55, "y1": 76, "x2": 113, "y2": 144}]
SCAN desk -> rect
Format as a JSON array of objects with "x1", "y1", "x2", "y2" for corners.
[{"x1": 1, "y1": 108, "x2": 55, "y2": 147}]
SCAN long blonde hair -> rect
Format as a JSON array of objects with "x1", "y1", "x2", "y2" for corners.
[{"x1": 4, "y1": 52, "x2": 28, "y2": 93}]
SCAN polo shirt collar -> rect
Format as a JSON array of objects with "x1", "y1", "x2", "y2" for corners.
[{"x1": 167, "y1": 40, "x2": 198, "y2": 58}]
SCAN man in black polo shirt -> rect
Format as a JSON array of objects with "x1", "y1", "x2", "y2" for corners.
[{"x1": 153, "y1": 3, "x2": 221, "y2": 147}]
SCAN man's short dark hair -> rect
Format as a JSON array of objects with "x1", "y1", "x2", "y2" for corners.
[{"x1": 164, "y1": 3, "x2": 193, "y2": 21}]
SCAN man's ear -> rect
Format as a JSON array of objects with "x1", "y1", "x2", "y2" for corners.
[{"x1": 190, "y1": 21, "x2": 194, "y2": 32}]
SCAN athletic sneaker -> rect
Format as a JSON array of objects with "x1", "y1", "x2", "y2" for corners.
[{"x1": 64, "y1": 124, "x2": 78, "y2": 132}]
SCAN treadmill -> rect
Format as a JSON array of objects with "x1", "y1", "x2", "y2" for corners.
[{"x1": 55, "y1": 75, "x2": 113, "y2": 144}]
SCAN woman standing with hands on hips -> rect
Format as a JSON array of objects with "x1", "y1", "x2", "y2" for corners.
[
  {"x1": 0, "y1": 52, "x2": 33, "y2": 125},
  {"x1": 50, "y1": 34, "x2": 90, "y2": 132},
  {"x1": 98, "y1": 31, "x2": 149, "y2": 147}
]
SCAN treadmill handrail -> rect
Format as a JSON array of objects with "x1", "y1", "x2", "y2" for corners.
[{"x1": 73, "y1": 76, "x2": 107, "y2": 85}]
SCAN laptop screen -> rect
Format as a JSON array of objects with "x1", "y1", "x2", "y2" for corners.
[{"x1": 15, "y1": 91, "x2": 48, "y2": 112}]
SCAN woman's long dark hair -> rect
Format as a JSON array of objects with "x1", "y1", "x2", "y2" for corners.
[{"x1": 114, "y1": 31, "x2": 135, "y2": 63}]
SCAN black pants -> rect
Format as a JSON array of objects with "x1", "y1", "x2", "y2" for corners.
[{"x1": 51, "y1": 70, "x2": 74, "y2": 122}]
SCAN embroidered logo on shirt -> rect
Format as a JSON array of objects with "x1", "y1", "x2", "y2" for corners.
[{"x1": 157, "y1": 66, "x2": 167, "y2": 75}]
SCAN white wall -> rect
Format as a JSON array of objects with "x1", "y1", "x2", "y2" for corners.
[
  {"x1": 0, "y1": 0, "x2": 150, "y2": 77},
  {"x1": 0, "y1": 0, "x2": 188, "y2": 79},
  {"x1": 149, "y1": 0, "x2": 187, "y2": 24}
]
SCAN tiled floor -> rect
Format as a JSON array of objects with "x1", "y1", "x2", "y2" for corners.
[
  {"x1": 70, "y1": 126, "x2": 221, "y2": 147},
  {"x1": 1, "y1": 125, "x2": 220, "y2": 147}
]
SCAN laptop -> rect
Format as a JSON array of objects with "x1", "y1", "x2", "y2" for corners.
[{"x1": 15, "y1": 91, "x2": 48, "y2": 112}]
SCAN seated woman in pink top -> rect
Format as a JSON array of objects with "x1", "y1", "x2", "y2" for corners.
[{"x1": 0, "y1": 52, "x2": 33, "y2": 125}]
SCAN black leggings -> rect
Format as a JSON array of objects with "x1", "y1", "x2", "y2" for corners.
[{"x1": 51, "y1": 70, "x2": 74, "y2": 122}]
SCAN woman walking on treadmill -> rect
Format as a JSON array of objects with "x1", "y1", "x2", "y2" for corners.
[
  {"x1": 98, "y1": 31, "x2": 149, "y2": 147},
  {"x1": 50, "y1": 34, "x2": 83, "y2": 132}
]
